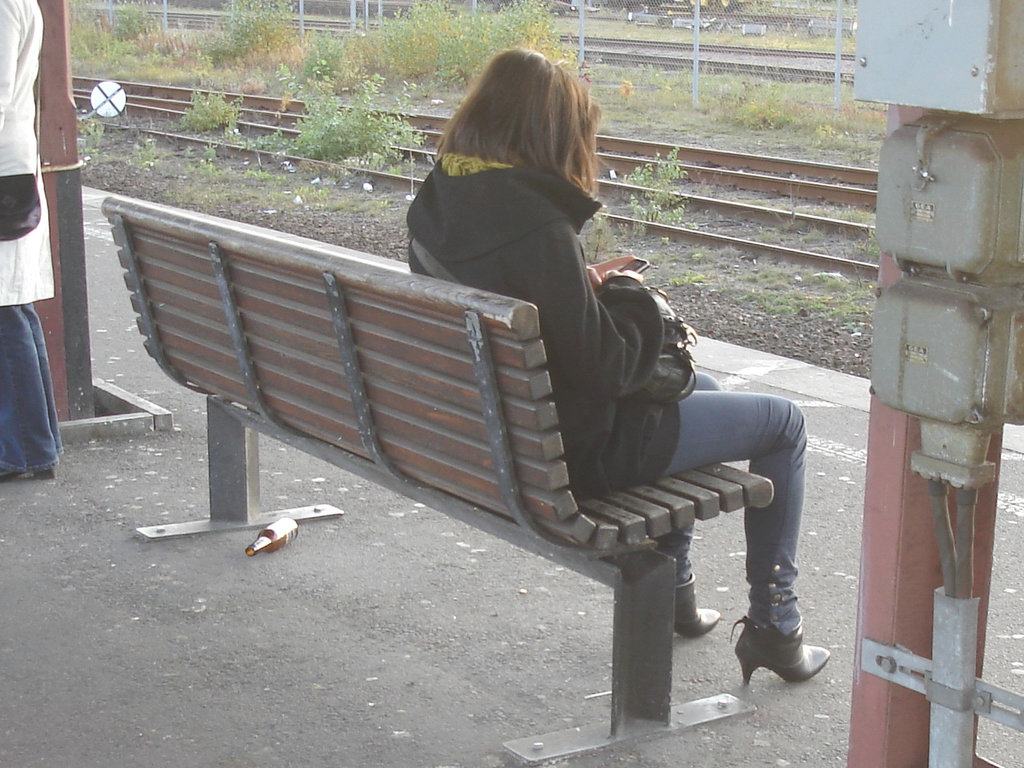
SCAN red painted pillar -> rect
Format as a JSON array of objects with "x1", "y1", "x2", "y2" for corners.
[
  {"x1": 847, "y1": 108, "x2": 999, "y2": 768},
  {"x1": 35, "y1": 0, "x2": 93, "y2": 420}
]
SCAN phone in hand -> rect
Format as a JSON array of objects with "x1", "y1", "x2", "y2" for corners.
[{"x1": 591, "y1": 255, "x2": 651, "y2": 277}]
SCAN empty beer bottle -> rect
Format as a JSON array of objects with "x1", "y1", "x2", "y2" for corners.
[{"x1": 245, "y1": 517, "x2": 299, "y2": 556}]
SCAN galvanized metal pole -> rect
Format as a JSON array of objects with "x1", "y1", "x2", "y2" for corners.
[
  {"x1": 578, "y1": 1, "x2": 585, "y2": 71},
  {"x1": 834, "y1": 0, "x2": 843, "y2": 110},
  {"x1": 928, "y1": 590, "x2": 980, "y2": 768},
  {"x1": 692, "y1": 1, "x2": 700, "y2": 108}
]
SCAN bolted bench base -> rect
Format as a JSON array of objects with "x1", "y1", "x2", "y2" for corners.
[
  {"x1": 504, "y1": 693, "x2": 755, "y2": 765},
  {"x1": 136, "y1": 504, "x2": 344, "y2": 541}
]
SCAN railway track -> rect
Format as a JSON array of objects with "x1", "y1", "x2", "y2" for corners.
[
  {"x1": 74, "y1": 78, "x2": 876, "y2": 208},
  {"x1": 578, "y1": 36, "x2": 854, "y2": 84},
  {"x1": 73, "y1": 77, "x2": 877, "y2": 279}
]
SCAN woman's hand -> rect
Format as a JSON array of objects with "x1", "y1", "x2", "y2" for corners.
[
  {"x1": 588, "y1": 255, "x2": 649, "y2": 289},
  {"x1": 588, "y1": 266, "x2": 645, "y2": 290}
]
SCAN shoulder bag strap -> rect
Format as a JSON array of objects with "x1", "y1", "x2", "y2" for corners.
[{"x1": 410, "y1": 238, "x2": 459, "y2": 283}]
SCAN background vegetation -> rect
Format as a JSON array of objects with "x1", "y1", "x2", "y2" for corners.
[{"x1": 71, "y1": 0, "x2": 886, "y2": 168}]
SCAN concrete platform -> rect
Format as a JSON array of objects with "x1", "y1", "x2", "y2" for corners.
[{"x1": 1, "y1": 189, "x2": 1021, "y2": 768}]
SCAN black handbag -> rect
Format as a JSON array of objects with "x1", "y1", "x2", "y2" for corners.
[
  {"x1": 0, "y1": 173, "x2": 42, "y2": 241},
  {"x1": 638, "y1": 286, "x2": 698, "y2": 403}
]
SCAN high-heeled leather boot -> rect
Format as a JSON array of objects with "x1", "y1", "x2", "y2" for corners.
[
  {"x1": 674, "y1": 575, "x2": 720, "y2": 638},
  {"x1": 732, "y1": 617, "x2": 830, "y2": 684}
]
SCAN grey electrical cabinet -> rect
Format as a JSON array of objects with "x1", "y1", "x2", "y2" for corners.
[
  {"x1": 875, "y1": 116, "x2": 1024, "y2": 282},
  {"x1": 855, "y1": 0, "x2": 1024, "y2": 115},
  {"x1": 871, "y1": 277, "x2": 1024, "y2": 429}
]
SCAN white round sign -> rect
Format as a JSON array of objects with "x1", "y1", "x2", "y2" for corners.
[{"x1": 90, "y1": 81, "x2": 127, "y2": 118}]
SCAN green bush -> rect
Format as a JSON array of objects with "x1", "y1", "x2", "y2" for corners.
[
  {"x1": 627, "y1": 149, "x2": 688, "y2": 225},
  {"x1": 300, "y1": 33, "x2": 350, "y2": 88},
  {"x1": 180, "y1": 92, "x2": 240, "y2": 133},
  {"x1": 113, "y1": 4, "x2": 157, "y2": 41},
  {"x1": 206, "y1": 0, "x2": 296, "y2": 66},
  {"x1": 294, "y1": 76, "x2": 421, "y2": 166},
  {"x1": 369, "y1": 0, "x2": 567, "y2": 85}
]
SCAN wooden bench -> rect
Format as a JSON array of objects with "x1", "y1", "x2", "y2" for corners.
[{"x1": 103, "y1": 195, "x2": 773, "y2": 764}]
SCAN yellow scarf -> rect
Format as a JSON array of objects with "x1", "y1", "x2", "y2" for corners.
[{"x1": 440, "y1": 153, "x2": 512, "y2": 177}]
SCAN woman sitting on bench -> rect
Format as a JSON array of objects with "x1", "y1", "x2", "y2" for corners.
[{"x1": 406, "y1": 48, "x2": 828, "y2": 685}]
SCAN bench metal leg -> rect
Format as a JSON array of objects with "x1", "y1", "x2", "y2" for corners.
[
  {"x1": 136, "y1": 397, "x2": 344, "y2": 540},
  {"x1": 504, "y1": 550, "x2": 754, "y2": 764}
]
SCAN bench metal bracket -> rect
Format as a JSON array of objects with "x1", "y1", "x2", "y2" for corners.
[
  {"x1": 322, "y1": 271, "x2": 399, "y2": 475},
  {"x1": 135, "y1": 396, "x2": 344, "y2": 540},
  {"x1": 209, "y1": 241, "x2": 284, "y2": 428}
]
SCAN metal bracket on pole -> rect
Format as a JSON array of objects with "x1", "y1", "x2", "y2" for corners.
[{"x1": 861, "y1": 634, "x2": 1024, "y2": 736}]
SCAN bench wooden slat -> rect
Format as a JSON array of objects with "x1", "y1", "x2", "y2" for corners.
[
  {"x1": 231, "y1": 269, "x2": 550, "y2": 371},
  {"x1": 158, "y1": 336, "x2": 250, "y2": 402},
  {"x1": 240, "y1": 312, "x2": 554, "y2": 403},
  {"x1": 654, "y1": 476, "x2": 721, "y2": 520},
  {"x1": 277, "y1": 414, "x2": 576, "y2": 526},
  {"x1": 233, "y1": 279, "x2": 550, "y2": 373},
  {"x1": 698, "y1": 464, "x2": 774, "y2": 508},
  {"x1": 601, "y1": 491, "x2": 673, "y2": 538},
  {"x1": 147, "y1": 305, "x2": 237, "y2": 358},
  {"x1": 537, "y1": 512, "x2": 600, "y2": 548},
  {"x1": 676, "y1": 469, "x2": 746, "y2": 512},
  {"x1": 248, "y1": 335, "x2": 559, "y2": 434},
  {"x1": 130, "y1": 255, "x2": 221, "y2": 308},
  {"x1": 252, "y1": 358, "x2": 565, "y2": 465},
  {"x1": 384, "y1": 441, "x2": 576, "y2": 522},
  {"x1": 129, "y1": 274, "x2": 225, "y2": 330},
  {"x1": 163, "y1": 349, "x2": 250, "y2": 404},
  {"x1": 353, "y1": 349, "x2": 559, "y2": 431},
  {"x1": 131, "y1": 229, "x2": 549, "y2": 381},
  {"x1": 345, "y1": 292, "x2": 549, "y2": 370},
  {"x1": 618, "y1": 485, "x2": 696, "y2": 529},
  {"x1": 254, "y1": 392, "x2": 571, "y2": 506},
  {"x1": 123, "y1": 212, "x2": 542, "y2": 339},
  {"x1": 588, "y1": 520, "x2": 621, "y2": 550},
  {"x1": 577, "y1": 499, "x2": 649, "y2": 545},
  {"x1": 363, "y1": 386, "x2": 565, "y2": 465}
]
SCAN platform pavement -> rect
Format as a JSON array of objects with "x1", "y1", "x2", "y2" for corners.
[{"x1": 0, "y1": 189, "x2": 1020, "y2": 768}]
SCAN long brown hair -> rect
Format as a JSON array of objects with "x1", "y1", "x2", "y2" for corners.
[{"x1": 437, "y1": 49, "x2": 601, "y2": 194}]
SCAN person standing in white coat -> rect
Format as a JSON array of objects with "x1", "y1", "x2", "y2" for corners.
[{"x1": 0, "y1": 0, "x2": 61, "y2": 481}]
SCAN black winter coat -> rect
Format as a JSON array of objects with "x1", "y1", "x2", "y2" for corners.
[{"x1": 406, "y1": 165, "x2": 679, "y2": 499}]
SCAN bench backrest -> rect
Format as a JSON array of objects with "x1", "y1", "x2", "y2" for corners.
[{"x1": 102, "y1": 196, "x2": 603, "y2": 547}]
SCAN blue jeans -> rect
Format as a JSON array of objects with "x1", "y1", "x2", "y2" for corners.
[
  {"x1": 0, "y1": 304, "x2": 61, "y2": 473},
  {"x1": 655, "y1": 373, "x2": 806, "y2": 634}
]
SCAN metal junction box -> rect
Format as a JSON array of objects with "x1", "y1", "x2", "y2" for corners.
[
  {"x1": 875, "y1": 116, "x2": 1024, "y2": 282},
  {"x1": 872, "y1": 277, "x2": 1024, "y2": 429},
  {"x1": 855, "y1": 0, "x2": 1024, "y2": 114}
]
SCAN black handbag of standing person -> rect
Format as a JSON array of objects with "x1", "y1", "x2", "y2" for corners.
[{"x1": 0, "y1": 173, "x2": 41, "y2": 241}]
